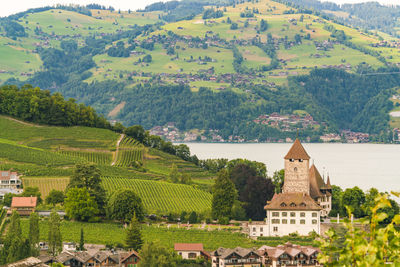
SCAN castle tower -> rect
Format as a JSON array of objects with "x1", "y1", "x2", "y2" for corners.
[{"x1": 282, "y1": 138, "x2": 310, "y2": 195}]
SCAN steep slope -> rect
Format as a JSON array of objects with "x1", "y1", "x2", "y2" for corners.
[{"x1": 0, "y1": 115, "x2": 214, "y2": 214}]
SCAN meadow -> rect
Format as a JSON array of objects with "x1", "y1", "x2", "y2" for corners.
[{"x1": 19, "y1": 220, "x2": 316, "y2": 250}]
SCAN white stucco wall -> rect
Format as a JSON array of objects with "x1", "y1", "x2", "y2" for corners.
[{"x1": 250, "y1": 210, "x2": 320, "y2": 237}]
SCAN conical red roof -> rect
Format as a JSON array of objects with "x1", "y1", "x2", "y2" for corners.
[{"x1": 284, "y1": 138, "x2": 310, "y2": 160}]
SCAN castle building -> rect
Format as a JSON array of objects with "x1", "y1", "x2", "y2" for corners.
[{"x1": 250, "y1": 139, "x2": 332, "y2": 237}]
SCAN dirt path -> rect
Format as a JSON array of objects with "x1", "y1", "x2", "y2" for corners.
[
  {"x1": 1, "y1": 115, "x2": 43, "y2": 127},
  {"x1": 111, "y1": 133, "x2": 125, "y2": 166}
]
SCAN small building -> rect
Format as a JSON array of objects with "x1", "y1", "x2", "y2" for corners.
[
  {"x1": 211, "y1": 247, "x2": 262, "y2": 267},
  {"x1": 174, "y1": 243, "x2": 210, "y2": 260},
  {"x1": 120, "y1": 250, "x2": 140, "y2": 267},
  {"x1": 9, "y1": 196, "x2": 37, "y2": 216},
  {"x1": 0, "y1": 170, "x2": 21, "y2": 189}
]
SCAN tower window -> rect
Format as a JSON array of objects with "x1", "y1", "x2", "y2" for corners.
[
  {"x1": 299, "y1": 159, "x2": 303, "y2": 162},
  {"x1": 294, "y1": 167, "x2": 298, "y2": 172},
  {"x1": 289, "y1": 159, "x2": 294, "y2": 162}
]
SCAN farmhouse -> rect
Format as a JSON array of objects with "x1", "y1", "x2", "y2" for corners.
[
  {"x1": 250, "y1": 139, "x2": 332, "y2": 237},
  {"x1": 9, "y1": 196, "x2": 37, "y2": 216},
  {"x1": 174, "y1": 243, "x2": 210, "y2": 260}
]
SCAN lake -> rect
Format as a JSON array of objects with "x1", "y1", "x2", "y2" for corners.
[{"x1": 184, "y1": 143, "x2": 400, "y2": 193}]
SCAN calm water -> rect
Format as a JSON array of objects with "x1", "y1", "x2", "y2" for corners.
[{"x1": 184, "y1": 143, "x2": 400, "y2": 192}]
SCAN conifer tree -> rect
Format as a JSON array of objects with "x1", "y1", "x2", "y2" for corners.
[
  {"x1": 125, "y1": 215, "x2": 143, "y2": 251},
  {"x1": 2, "y1": 211, "x2": 25, "y2": 264},
  {"x1": 79, "y1": 228, "x2": 85, "y2": 251},
  {"x1": 211, "y1": 169, "x2": 237, "y2": 220},
  {"x1": 29, "y1": 212, "x2": 40, "y2": 256},
  {"x1": 48, "y1": 210, "x2": 62, "y2": 256}
]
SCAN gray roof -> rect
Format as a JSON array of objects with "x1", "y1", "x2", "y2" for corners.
[{"x1": 7, "y1": 257, "x2": 49, "y2": 267}]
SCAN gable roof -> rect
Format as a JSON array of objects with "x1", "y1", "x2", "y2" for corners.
[
  {"x1": 284, "y1": 139, "x2": 310, "y2": 160},
  {"x1": 11, "y1": 197, "x2": 37, "y2": 208},
  {"x1": 120, "y1": 250, "x2": 140, "y2": 263},
  {"x1": 264, "y1": 192, "x2": 322, "y2": 211},
  {"x1": 7, "y1": 257, "x2": 48, "y2": 267},
  {"x1": 174, "y1": 243, "x2": 203, "y2": 251}
]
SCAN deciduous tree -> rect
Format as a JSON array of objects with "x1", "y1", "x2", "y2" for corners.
[
  {"x1": 65, "y1": 187, "x2": 98, "y2": 221},
  {"x1": 107, "y1": 189, "x2": 145, "y2": 222}
]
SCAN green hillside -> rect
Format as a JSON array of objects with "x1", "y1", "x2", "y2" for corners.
[
  {"x1": 1, "y1": 0, "x2": 400, "y2": 141},
  {"x1": 0, "y1": 115, "x2": 214, "y2": 214}
]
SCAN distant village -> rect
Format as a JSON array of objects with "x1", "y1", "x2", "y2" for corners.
[{"x1": 149, "y1": 112, "x2": 372, "y2": 143}]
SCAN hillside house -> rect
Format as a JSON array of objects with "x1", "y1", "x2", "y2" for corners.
[
  {"x1": 9, "y1": 196, "x2": 37, "y2": 216},
  {"x1": 174, "y1": 243, "x2": 210, "y2": 260},
  {"x1": 0, "y1": 171, "x2": 21, "y2": 190}
]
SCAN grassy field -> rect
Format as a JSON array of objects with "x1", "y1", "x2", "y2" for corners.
[{"x1": 19, "y1": 220, "x2": 316, "y2": 250}]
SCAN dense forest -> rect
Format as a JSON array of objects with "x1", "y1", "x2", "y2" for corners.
[{"x1": 0, "y1": 84, "x2": 110, "y2": 128}]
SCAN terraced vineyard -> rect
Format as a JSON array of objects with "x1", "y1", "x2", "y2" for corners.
[
  {"x1": 23, "y1": 177, "x2": 70, "y2": 197},
  {"x1": 114, "y1": 136, "x2": 144, "y2": 167},
  {"x1": 59, "y1": 150, "x2": 112, "y2": 165},
  {"x1": 114, "y1": 149, "x2": 144, "y2": 167},
  {"x1": 102, "y1": 177, "x2": 212, "y2": 214}
]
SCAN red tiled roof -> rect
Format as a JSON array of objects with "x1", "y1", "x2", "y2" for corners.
[
  {"x1": 284, "y1": 139, "x2": 310, "y2": 160},
  {"x1": 174, "y1": 243, "x2": 204, "y2": 251},
  {"x1": 11, "y1": 197, "x2": 37, "y2": 208},
  {"x1": 264, "y1": 193, "x2": 322, "y2": 211}
]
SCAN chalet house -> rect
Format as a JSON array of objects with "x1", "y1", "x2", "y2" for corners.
[
  {"x1": 56, "y1": 251, "x2": 94, "y2": 267},
  {"x1": 258, "y1": 242, "x2": 321, "y2": 266},
  {"x1": 174, "y1": 243, "x2": 210, "y2": 260},
  {"x1": 211, "y1": 247, "x2": 262, "y2": 267},
  {"x1": 120, "y1": 250, "x2": 140, "y2": 267},
  {"x1": 9, "y1": 196, "x2": 37, "y2": 216}
]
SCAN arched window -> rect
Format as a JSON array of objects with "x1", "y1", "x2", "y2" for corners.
[
  {"x1": 290, "y1": 202, "x2": 296, "y2": 207},
  {"x1": 300, "y1": 202, "x2": 306, "y2": 207},
  {"x1": 280, "y1": 202, "x2": 287, "y2": 207}
]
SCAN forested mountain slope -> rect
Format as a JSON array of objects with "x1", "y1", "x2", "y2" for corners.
[{"x1": 1, "y1": 0, "x2": 400, "y2": 141}]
